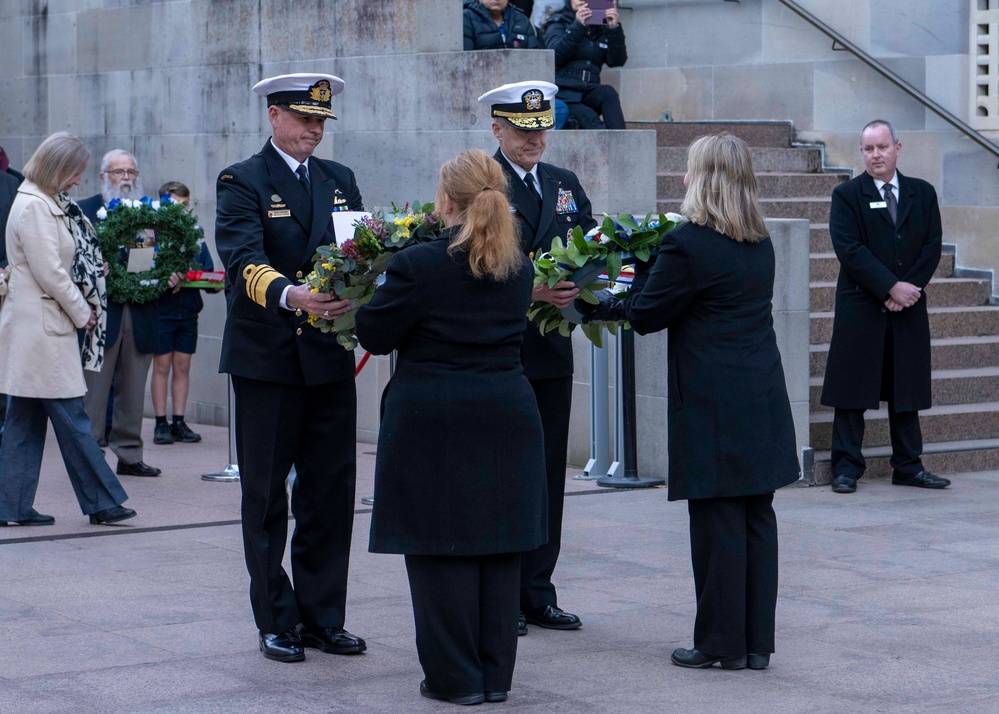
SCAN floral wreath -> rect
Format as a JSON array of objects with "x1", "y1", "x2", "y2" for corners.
[
  {"x1": 530, "y1": 212, "x2": 685, "y2": 347},
  {"x1": 96, "y1": 197, "x2": 203, "y2": 304}
]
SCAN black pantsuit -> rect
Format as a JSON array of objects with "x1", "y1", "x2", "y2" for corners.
[
  {"x1": 406, "y1": 553, "x2": 520, "y2": 697},
  {"x1": 688, "y1": 495, "x2": 778, "y2": 657},
  {"x1": 520, "y1": 376, "x2": 572, "y2": 613},
  {"x1": 232, "y1": 376, "x2": 356, "y2": 633}
]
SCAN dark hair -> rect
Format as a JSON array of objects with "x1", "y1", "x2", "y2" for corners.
[{"x1": 158, "y1": 181, "x2": 190, "y2": 198}]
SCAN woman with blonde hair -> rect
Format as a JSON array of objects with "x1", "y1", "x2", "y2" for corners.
[
  {"x1": 0, "y1": 132, "x2": 135, "y2": 527},
  {"x1": 355, "y1": 148, "x2": 546, "y2": 704},
  {"x1": 586, "y1": 132, "x2": 799, "y2": 670}
]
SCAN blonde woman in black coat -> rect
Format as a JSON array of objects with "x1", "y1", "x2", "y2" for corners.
[
  {"x1": 355, "y1": 149, "x2": 546, "y2": 705},
  {"x1": 587, "y1": 133, "x2": 799, "y2": 670}
]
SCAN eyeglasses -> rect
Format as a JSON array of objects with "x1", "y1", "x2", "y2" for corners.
[{"x1": 106, "y1": 169, "x2": 139, "y2": 179}]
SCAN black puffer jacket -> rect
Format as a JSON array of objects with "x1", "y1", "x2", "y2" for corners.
[
  {"x1": 463, "y1": 0, "x2": 541, "y2": 50},
  {"x1": 544, "y1": 0, "x2": 627, "y2": 102}
]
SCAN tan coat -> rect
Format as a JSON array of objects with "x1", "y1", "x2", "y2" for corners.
[{"x1": 0, "y1": 181, "x2": 92, "y2": 398}]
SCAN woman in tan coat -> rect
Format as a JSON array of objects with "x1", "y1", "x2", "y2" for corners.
[{"x1": 0, "y1": 133, "x2": 135, "y2": 527}]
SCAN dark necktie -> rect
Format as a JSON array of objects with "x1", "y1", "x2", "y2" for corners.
[
  {"x1": 297, "y1": 164, "x2": 311, "y2": 198},
  {"x1": 524, "y1": 173, "x2": 542, "y2": 211},
  {"x1": 883, "y1": 183, "x2": 897, "y2": 224}
]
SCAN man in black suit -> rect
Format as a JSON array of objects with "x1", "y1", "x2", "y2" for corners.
[
  {"x1": 215, "y1": 73, "x2": 365, "y2": 663},
  {"x1": 821, "y1": 119, "x2": 949, "y2": 494},
  {"x1": 480, "y1": 80, "x2": 596, "y2": 634},
  {"x1": 78, "y1": 150, "x2": 162, "y2": 478}
]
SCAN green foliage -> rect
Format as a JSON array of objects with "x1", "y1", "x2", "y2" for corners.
[{"x1": 528, "y1": 212, "x2": 684, "y2": 347}]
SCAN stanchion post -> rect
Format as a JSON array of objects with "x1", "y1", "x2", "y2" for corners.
[
  {"x1": 202, "y1": 376, "x2": 240, "y2": 482},
  {"x1": 580, "y1": 341, "x2": 610, "y2": 479},
  {"x1": 598, "y1": 329, "x2": 665, "y2": 489}
]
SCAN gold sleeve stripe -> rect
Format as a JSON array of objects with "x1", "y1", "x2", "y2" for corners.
[{"x1": 243, "y1": 264, "x2": 282, "y2": 307}]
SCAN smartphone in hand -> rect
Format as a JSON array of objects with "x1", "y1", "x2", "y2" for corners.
[{"x1": 584, "y1": 0, "x2": 616, "y2": 25}]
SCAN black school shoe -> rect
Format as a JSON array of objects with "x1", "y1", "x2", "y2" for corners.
[{"x1": 170, "y1": 421, "x2": 202, "y2": 443}]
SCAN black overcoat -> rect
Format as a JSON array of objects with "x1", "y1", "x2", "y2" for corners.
[
  {"x1": 544, "y1": 0, "x2": 627, "y2": 103},
  {"x1": 622, "y1": 222, "x2": 800, "y2": 501},
  {"x1": 819, "y1": 171, "x2": 941, "y2": 412},
  {"x1": 494, "y1": 149, "x2": 596, "y2": 380},
  {"x1": 214, "y1": 140, "x2": 362, "y2": 385},
  {"x1": 463, "y1": 0, "x2": 540, "y2": 50},
  {"x1": 355, "y1": 231, "x2": 548, "y2": 556}
]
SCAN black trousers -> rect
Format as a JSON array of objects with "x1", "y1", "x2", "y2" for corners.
[
  {"x1": 687, "y1": 493, "x2": 779, "y2": 658},
  {"x1": 830, "y1": 320, "x2": 924, "y2": 478},
  {"x1": 232, "y1": 375, "x2": 357, "y2": 634},
  {"x1": 406, "y1": 553, "x2": 520, "y2": 697},
  {"x1": 566, "y1": 85, "x2": 626, "y2": 130},
  {"x1": 520, "y1": 376, "x2": 571, "y2": 614}
]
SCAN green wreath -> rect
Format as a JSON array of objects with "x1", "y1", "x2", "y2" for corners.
[{"x1": 96, "y1": 199, "x2": 202, "y2": 304}]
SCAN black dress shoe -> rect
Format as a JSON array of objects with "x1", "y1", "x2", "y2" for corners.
[
  {"x1": 747, "y1": 653, "x2": 770, "y2": 670},
  {"x1": 0, "y1": 508, "x2": 55, "y2": 526},
  {"x1": 485, "y1": 691, "x2": 508, "y2": 703},
  {"x1": 892, "y1": 470, "x2": 950, "y2": 489},
  {"x1": 524, "y1": 605, "x2": 582, "y2": 630},
  {"x1": 517, "y1": 611, "x2": 528, "y2": 636},
  {"x1": 831, "y1": 474, "x2": 857, "y2": 494},
  {"x1": 170, "y1": 421, "x2": 202, "y2": 443},
  {"x1": 259, "y1": 628, "x2": 304, "y2": 662},
  {"x1": 299, "y1": 626, "x2": 366, "y2": 654},
  {"x1": 89, "y1": 505, "x2": 137, "y2": 525},
  {"x1": 670, "y1": 648, "x2": 746, "y2": 670},
  {"x1": 116, "y1": 460, "x2": 162, "y2": 477},
  {"x1": 419, "y1": 680, "x2": 485, "y2": 706}
]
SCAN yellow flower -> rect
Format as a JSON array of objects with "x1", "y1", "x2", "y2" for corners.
[
  {"x1": 310, "y1": 287, "x2": 319, "y2": 293},
  {"x1": 322, "y1": 262, "x2": 332, "y2": 270}
]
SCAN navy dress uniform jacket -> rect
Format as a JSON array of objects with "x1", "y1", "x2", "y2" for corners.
[
  {"x1": 622, "y1": 222, "x2": 800, "y2": 501},
  {"x1": 215, "y1": 141, "x2": 363, "y2": 385},
  {"x1": 494, "y1": 149, "x2": 596, "y2": 380},
  {"x1": 355, "y1": 232, "x2": 547, "y2": 556},
  {"x1": 819, "y1": 171, "x2": 941, "y2": 412}
]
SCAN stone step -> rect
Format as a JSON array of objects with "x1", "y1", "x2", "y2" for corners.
[
  {"x1": 658, "y1": 197, "x2": 831, "y2": 223},
  {"x1": 657, "y1": 146, "x2": 823, "y2": 173},
  {"x1": 810, "y1": 252, "x2": 955, "y2": 282},
  {"x1": 809, "y1": 366, "x2": 999, "y2": 412},
  {"x1": 628, "y1": 120, "x2": 793, "y2": 148},
  {"x1": 810, "y1": 306, "x2": 999, "y2": 344},
  {"x1": 811, "y1": 224, "x2": 831, "y2": 253},
  {"x1": 809, "y1": 401, "x2": 999, "y2": 450},
  {"x1": 811, "y1": 438, "x2": 999, "y2": 483},
  {"x1": 810, "y1": 335, "x2": 999, "y2": 376},
  {"x1": 658, "y1": 172, "x2": 849, "y2": 199},
  {"x1": 809, "y1": 277, "x2": 990, "y2": 312}
]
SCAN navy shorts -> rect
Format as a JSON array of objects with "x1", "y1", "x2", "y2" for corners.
[{"x1": 156, "y1": 317, "x2": 198, "y2": 355}]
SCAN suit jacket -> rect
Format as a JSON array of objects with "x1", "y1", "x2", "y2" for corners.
[
  {"x1": 820, "y1": 171, "x2": 941, "y2": 411},
  {"x1": 495, "y1": 149, "x2": 596, "y2": 380},
  {"x1": 0, "y1": 170, "x2": 22, "y2": 268},
  {"x1": 215, "y1": 140, "x2": 363, "y2": 385},
  {"x1": 0, "y1": 181, "x2": 93, "y2": 398},
  {"x1": 78, "y1": 193, "x2": 160, "y2": 353},
  {"x1": 622, "y1": 222, "x2": 800, "y2": 501},
  {"x1": 355, "y1": 231, "x2": 547, "y2": 555}
]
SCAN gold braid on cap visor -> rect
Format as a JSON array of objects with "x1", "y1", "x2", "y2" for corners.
[
  {"x1": 493, "y1": 108, "x2": 555, "y2": 129},
  {"x1": 286, "y1": 103, "x2": 338, "y2": 119}
]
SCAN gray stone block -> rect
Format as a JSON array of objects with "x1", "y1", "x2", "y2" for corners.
[
  {"x1": 714, "y1": 62, "x2": 815, "y2": 130},
  {"x1": 812, "y1": 58, "x2": 928, "y2": 134}
]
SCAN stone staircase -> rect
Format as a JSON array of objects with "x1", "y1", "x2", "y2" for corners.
[{"x1": 634, "y1": 119, "x2": 999, "y2": 483}]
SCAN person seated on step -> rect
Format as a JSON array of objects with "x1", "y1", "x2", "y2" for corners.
[{"x1": 544, "y1": 0, "x2": 627, "y2": 130}]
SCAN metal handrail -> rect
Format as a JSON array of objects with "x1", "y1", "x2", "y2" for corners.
[{"x1": 777, "y1": 0, "x2": 999, "y2": 169}]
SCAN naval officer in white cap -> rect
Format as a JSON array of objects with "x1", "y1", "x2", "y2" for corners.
[
  {"x1": 215, "y1": 73, "x2": 366, "y2": 663},
  {"x1": 479, "y1": 80, "x2": 596, "y2": 635}
]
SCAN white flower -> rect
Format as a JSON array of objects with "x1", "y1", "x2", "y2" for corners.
[
  {"x1": 598, "y1": 232, "x2": 612, "y2": 244},
  {"x1": 96, "y1": 207, "x2": 107, "y2": 220},
  {"x1": 151, "y1": 200, "x2": 160, "y2": 210},
  {"x1": 665, "y1": 212, "x2": 686, "y2": 224},
  {"x1": 584, "y1": 226, "x2": 600, "y2": 238},
  {"x1": 139, "y1": 280, "x2": 149, "y2": 286}
]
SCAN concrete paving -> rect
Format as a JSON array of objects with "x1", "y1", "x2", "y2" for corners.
[{"x1": 2, "y1": 419, "x2": 999, "y2": 713}]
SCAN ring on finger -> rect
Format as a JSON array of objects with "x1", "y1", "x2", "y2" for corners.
[{"x1": 323, "y1": 310, "x2": 331, "y2": 317}]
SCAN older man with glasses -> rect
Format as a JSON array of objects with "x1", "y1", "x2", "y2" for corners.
[{"x1": 78, "y1": 150, "x2": 163, "y2": 478}]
